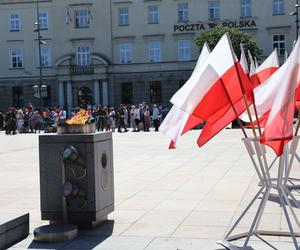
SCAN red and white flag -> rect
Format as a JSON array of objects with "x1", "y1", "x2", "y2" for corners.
[
  {"x1": 160, "y1": 43, "x2": 210, "y2": 148},
  {"x1": 171, "y1": 33, "x2": 253, "y2": 147},
  {"x1": 241, "y1": 49, "x2": 280, "y2": 126},
  {"x1": 260, "y1": 38, "x2": 300, "y2": 156},
  {"x1": 251, "y1": 49, "x2": 279, "y2": 88}
]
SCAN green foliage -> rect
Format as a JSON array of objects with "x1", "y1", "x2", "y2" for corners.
[{"x1": 195, "y1": 26, "x2": 262, "y2": 62}]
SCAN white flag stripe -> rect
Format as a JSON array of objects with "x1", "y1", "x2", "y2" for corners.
[
  {"x1": 255, "y1": 48, "x2": 279, "y2": 73},
  {"x1": 240, "y1": 44, "x2": 249, "y2": 74},
  {"x1": 265, "y1": 39, "x2": 300, "y2": 125},
  {"x1": 160, "y1": 44, "x2": 211, "y2": 147},
  {"x1": 159, "y1": 106, "x2": 189, "y2": 144},
  {"x1": 248, "y1": 50, "x2": 256, "y2": 77},
  {"x1": 171, "y1": 33, "x2": 237, "y2": 113}
]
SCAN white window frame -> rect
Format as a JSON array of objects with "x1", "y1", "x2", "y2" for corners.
[
  {"x1": 9, "y1": 12, "x2": 21, "y2": 31},
  {"x1": 178, "y1": 40, "x2": 191, "y2": 61},
  {"x1": 118, "y1": 7, "x2": 129, "y2": 26},
  {"x1": 75, "y1": 9, "x2": 89, "y2": 28},
  {"x1": 273, "y1": 0, "x2": 284, "y2": 15},
  {"x1": 273, "y1": 34, "x2": 285, "y2": 55},
  {"x1": 38, "y1": 10, "x2": 49, "y2": 29},
  {"x1": 240, "y1": 0, "x2": 251, "y2": 17},
  {"x1": 40, "y1": 47, "x2": 52, "y2": 67},
  {"x1": 77, "y1": 47, "x2": 91, "y2": 66},
  {"x1": 148, "y1": 42, "x2": 161, "y2": 62},
  {"x1": 208, "y1": 1, "x2": 220, "y2": 20},
  {"x1": 9, "y1": 48, "x2": 23, "y2": 68},
  {"x1": 119, "y1": 43, "x2": 132, "y2": 64},
  {"x1": 178, "y1": 3, "x2": 189, "y2": 22},
  {"x1": 148, "y1": 5, "x2": 159, "y2": 24}
]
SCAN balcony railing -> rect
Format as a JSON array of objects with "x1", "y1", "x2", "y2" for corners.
[{"x1": 70, "y1": 65, "x2": 94, "y2": 75}]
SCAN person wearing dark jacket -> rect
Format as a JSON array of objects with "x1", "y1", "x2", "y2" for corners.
[
  {"x1": 0, "y1": 111, "x2": 4, "y2": 131},
  {"x1": 118, "y1": 104, "x2": 128, "y2": 133},
  {"x1": 5, "y1": 107, "x2": 17, "y2": 135}
]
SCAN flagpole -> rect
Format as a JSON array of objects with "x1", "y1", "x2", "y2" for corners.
[
  {"x1": 226, "y1": 33, "x2": 258, "y2": 139},
  {"x1": 235, "y1": 63, "x2": 258, "y2": 139}
]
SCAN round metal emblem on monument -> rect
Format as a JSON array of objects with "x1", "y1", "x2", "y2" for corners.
[{"x1": 34, "y1": 224, "x2": 78, "y2": 242}]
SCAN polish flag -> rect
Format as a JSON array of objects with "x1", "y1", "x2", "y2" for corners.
[
  {"x1": 171, "y1": 33, "x2": 253, "y2": 147},
  {"x1": 250, "y1": 49, "x2": 279, "y2": 88},
  {"x1": 260, "y1": 38, "x2": 300, "y2": 156},
  {"x1": 241, "y1": 49, "x2": 280, "y2": 126},
  {"x1": 160, "y1": 43, "x2": 211, "y2": 149},
  {"x1": 240, "y1": 44, "x2": 249, "y2": 75}
]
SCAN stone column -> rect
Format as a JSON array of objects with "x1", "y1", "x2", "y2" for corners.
[
  {"x1": 102, "y1": 80, "x2": 109, "y2": 107},
  {"x1": 94, "y1": 80, "x2": 100, "y2": 106},
  {"x1": 66, "y1": 81, "x2": 73, "y2": 117},
  {"x1": 58, "y1": 81, "x2": 65, "y2": 108}
]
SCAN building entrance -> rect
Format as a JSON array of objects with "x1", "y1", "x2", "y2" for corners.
[{"x1": 78, "y1": 87, "x2": 93, "y2": 107}]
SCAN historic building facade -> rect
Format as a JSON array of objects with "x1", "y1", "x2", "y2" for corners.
[{"x1": 0, "y1": 0, "x2": 296, "y2": 112}]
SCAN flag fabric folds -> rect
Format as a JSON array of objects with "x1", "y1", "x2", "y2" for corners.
[
  {"x1": 248, "y1": 50, "x2": 256, "y2": 77},
  {"x1": 159, "y1": 43, "x2": 210, "y2": 148},
  {"x1": 250, "y1": 49, "x2": 279, "y2": 88},
  {"x1": 240, "y1": 49, "x2": 280, "y2": 125},
  {"x1": 260, "y1": 38, "x2": 300, "y2": 156},
  {"x1": 240, "y1": 44, "x2": 249, "y2": 75},
  {"x1": 171, "y1": 33, "x2": 253, "y2": 147}
]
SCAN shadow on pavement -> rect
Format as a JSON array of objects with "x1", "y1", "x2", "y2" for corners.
[{"x1": 27, "y1": 220, "x2": 115, "y2": 250}]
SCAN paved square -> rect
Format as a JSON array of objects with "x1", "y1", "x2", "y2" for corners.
[{"x1": 0, "y1": 130, "x2": 299, "y2": 249}]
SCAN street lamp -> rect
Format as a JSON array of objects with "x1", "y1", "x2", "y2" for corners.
[
  {"x1": 289, "y1": 0, "x2": 299, "y2": 40},
  {"x1": 34, "y1": 0, "x2": 47, "y2": 108}
]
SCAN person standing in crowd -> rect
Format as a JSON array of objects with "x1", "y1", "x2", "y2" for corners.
[
  {"x1": 133, "y1": 105, "x2": 140, "y2": 132},
  {"x1": 143, "y1": 106, "x2": 151, "y2": 132},
  {"x1": 104, "y1": 107, "x2": 109, "y2": 131},
  {"x1": 109, "y1": 107, "x2": 116, "y2": 132},
  {"x1": 5, "y1": 107, "x2": 17, "y2": 135},
  {"x1": 130, "y1": 105, "x2": 136, "y2": 131},
  {"x1": 96, "y1": 105, "x2": 107, "y2": 131},
  {"x1": 139, "y1": 103, "x2": 145, "y2": 131},
  {"x1": 152, "y1": 104, "x2": 160, "y2": 132},
  {"x1": 118, "y1": 104, "x2": 128, "y2": 133},
  {"x1": 123, "y1": 105, "x2": 129, "y2": 128},
  {"x1": 58, "y1": 108, "x2": 67, "y2": 124},
  {"x1": 16, "y1": 109, "x2": 24, "y2": 133},
  {"x1": 0, "y1": 111, "x2": 4, "y2": 132}
]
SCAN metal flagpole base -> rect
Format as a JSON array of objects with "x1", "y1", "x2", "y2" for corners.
[
  {"x1": 34, "y1": 224, "x2": 78, "y2": 242},
  {"x1": 218, "y1": 137, "x2": 300, "y2": 250}
]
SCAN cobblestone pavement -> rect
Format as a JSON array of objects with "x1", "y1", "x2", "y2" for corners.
[{"x1": 0, "y1": 129, "x2": 299, "y2": 249}]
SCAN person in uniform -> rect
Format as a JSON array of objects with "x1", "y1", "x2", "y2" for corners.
[
  {"x1": 117, "y1": 104, "x2": 128, "y2": 133},
  {"x1": 5, "y1": 107, "x2": 17, "y2": 135}
]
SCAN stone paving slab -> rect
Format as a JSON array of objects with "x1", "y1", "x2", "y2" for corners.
[{"x1": 0, "y1": 130, "x2": 299, "y2": 249}]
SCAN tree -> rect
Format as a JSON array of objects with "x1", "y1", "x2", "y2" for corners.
[{"x1": 195, "y1": 26, "x2": 262, "y2": 62}]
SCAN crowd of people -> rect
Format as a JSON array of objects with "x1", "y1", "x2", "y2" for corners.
[{"x1": 0, "y1": 102, "x2": 170, "y2": 135}]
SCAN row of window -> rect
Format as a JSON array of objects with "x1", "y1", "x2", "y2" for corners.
[
  {"x1": 6, "y1": 40, "x2": 191, "y2": 69},
  {"x1": 6, "y1": 0, "x2": 285, "y2": 32},
  {"x1": 118, "y1": 0, "x2": 285, "y2": 25},
  {"x1": 7, "y1": 9, "x2": 91, "y2": 31},
  {"x1": 6, "y1": 34, "x2": 286, "y2": 69},
  {"x1": 120, "y1": 40, "x2": 192, "y2": 64}
]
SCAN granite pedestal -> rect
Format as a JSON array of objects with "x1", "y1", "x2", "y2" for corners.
[{"x1": 39, "y1": 132, "x2": 114, "y2": 227}]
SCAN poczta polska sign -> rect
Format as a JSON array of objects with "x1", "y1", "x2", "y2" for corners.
[{"x1": 174, "y1": 20, "x2": 257, "y2": 32}]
